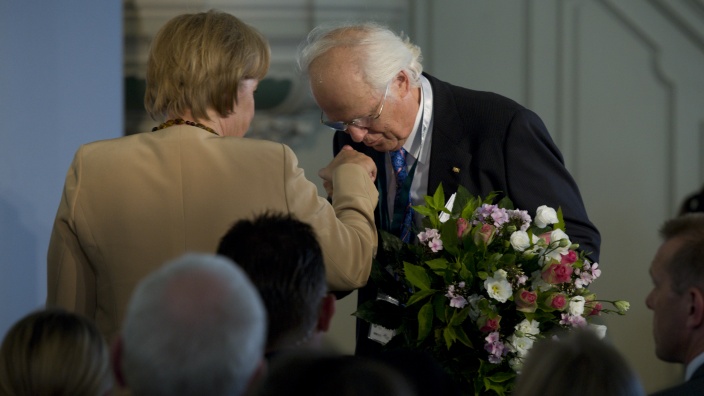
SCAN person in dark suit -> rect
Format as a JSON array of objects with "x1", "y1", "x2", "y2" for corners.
[
  {"x1": 297, "y1": 22, "x2": 601, "y2": 356},
  {"x1": 647, "y1": 213, "x2": 704, "y2": 396}
]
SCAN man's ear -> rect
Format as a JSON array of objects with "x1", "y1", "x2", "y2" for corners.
[
  {"x1": 687, "y1": 287, "x2": 704, "y2": 329},
  {"x1": 110, "y1": 336, "x2": 127, "y2": 388},
  {"x1": 394, "y1": 70, "x2": 412, "y2": 98},
  {"x1": 316, "y1": 293, "x2": 337, "y2": 332}
]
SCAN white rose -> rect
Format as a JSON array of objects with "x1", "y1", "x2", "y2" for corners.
[
  {"x1": 589, "y1": 324, "x2": 608, "y2": 339},
  {"x1": 510, "y1": 231, "x2": 531, "y2": 252},
  {"x1": 534, "y1": 205, "x2": 558, "y2": 228},
  {"x1": 514, "y1": 319, "x2": 541, "y2": 336},
  {"x1": 509, "y1": 334, "x2": 534, "y2": 357},
  {"x1": 484, "y1": 274, "x2": 512, "y2": 303},
  {"x1": 549, "y1": 229, "x2": 570, "y2": 244},
  {"x1": 550, "y1": 229, "x2": 572, "y2": 253},
  {"x1": 568, "y1": 296, "x2": 586, "y2": 316}
]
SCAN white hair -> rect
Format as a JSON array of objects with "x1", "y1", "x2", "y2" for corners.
[
  {"x1": 122, "y1": 253, "x2": 267, "y2": 396},
  {"x1": 297, "y1": 21, "x2": 423, "y2": 92}
]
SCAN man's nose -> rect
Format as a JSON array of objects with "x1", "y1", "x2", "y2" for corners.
[
  {"x1": 645, "y1": 291, "x2": 653, "y2": 310},
  {"x1": 346, "y1": 125, "x2": 368, "y2": 143}
]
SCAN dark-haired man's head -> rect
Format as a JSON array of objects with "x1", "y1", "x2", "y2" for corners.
[{"x1": 218, "y1": 212, "x2": 335, "y2": 355}]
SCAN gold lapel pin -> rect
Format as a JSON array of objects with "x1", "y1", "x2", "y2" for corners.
[{"x1": 452, "y1": 167, "x2": 460, "y2": 173}]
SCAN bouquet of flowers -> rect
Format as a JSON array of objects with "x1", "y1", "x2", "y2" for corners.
[{"x1": 355, "y1": 184, "x2": 629, "y2": 396}]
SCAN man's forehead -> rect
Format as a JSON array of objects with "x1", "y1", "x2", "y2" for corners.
[
  {"x1": 309, "y1": 48, "x2": 365, "y2": 84},
  {"x1": 653, "y1": 237, "x2": 687, "y2": 270}
]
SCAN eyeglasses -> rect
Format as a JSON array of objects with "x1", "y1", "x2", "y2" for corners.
[{"x1": 320, "y1": 82, "x2": 391, "y2": 132}]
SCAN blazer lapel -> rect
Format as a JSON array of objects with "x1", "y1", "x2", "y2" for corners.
[{"x1": 425, "y1": 73, "x2": 473, "y2": 200}]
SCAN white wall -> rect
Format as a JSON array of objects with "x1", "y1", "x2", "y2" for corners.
[{"x1": 0, "y1": 2, "x2": 122, "y2": 339}]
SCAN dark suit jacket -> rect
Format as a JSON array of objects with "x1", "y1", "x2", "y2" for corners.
[
  {"x1": 651, "y1": 364, "x2": 704, "y2": 396},
  {"x1": 333, "y1": 73, "x2": 601, "y2": 355}
]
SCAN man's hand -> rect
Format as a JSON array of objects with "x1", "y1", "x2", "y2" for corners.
[{"x1": 319, "y1": 145, "x2": 376, "y2": 199}]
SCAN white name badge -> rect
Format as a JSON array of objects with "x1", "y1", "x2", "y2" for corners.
[{"x1": 367, "y1": 292, "x2": 400, "y2": 345}]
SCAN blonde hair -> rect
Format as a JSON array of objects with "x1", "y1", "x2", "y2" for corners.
[
  {"x1": 513, "y1": 329, "x2": 644, "y2": 396},
  {"x1": 145, "y1": 10, "x2": 270, "y2": 121},
  {"x1": 0, "y1": 308, "x2": 112, "y2": 396}
]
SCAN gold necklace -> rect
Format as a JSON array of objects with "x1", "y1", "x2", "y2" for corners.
[{"x1": 152, "y1": 118, "x2": 219, "y2": 136}]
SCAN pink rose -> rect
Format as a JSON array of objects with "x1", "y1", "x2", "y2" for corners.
[
  {"x1": 473, "y1": 223, "x2": 496, "y2": 246},
  {"x1": 560, "y1": 250, "x2": 578, "y2": 264},
  {"x1": 544, "y1": 293, "x2": 567, "y2": 311},
  {"x1": 478, "y1": 315, "x2": 501, "y2": 333},
  {"x1": 515, "y1": 289, "x2": 538, "y2": 313},
  {"x1": 541, "y1": 262, "x2": 573, "y2": 284},
  {"x1": 457, "y1": 218, "x2": 470, "y2": 238},
  {"x1": 539, "y1": 232, "x2": 552, "y2": 244},
  {"x1": 588, "y1": 302, "x2": 603, "y2": 316}
]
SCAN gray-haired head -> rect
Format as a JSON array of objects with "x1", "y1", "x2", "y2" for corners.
[
  {"x1": 297, "y1": 21, "x2": 423, "y2": 91},
  {"x1": 121, "y1": 253, "x2": 267, "y2": 396}
]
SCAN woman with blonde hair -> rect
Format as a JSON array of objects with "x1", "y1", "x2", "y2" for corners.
[
  {"x1": 47, "y1": 10, "x2": 378, "y2": 344},
  {"x1": 0, "y1": 308, "x2": 112, "y2": 396},
  {"x1": 513, "y1": 329, "x2": 644, "y2": 396}
]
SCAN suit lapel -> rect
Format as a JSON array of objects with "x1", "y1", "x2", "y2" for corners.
[{"x1": 425, "y1": 74, "x2": 473, "y2": 200}]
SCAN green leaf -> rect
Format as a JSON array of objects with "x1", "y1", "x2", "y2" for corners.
[
  {"x1": 425, "y1": 257, "x2": 449, "y2": 270},
  {"x1": 500, "y1": 254, "x2": 516, "y2": 265},
  {"x1": 461, "y1": 196, "x2": 481, "y2": 220},
  {"x1": 443, "y1": 326, "x2": 456, "y2": 349},
  {"x1": 417, "y1": 302, "x2": 434, "y2": 341},
  {"x1": 454, "y1": 325, "x2": 473, "y2": 347},
  {"x1": 459, "y1": 266, "x2": 474, "y2": 283},
  {"x1": 483, "y1": 371, "x2": 516, "y2": 396},
  {"x1": 497, "y1": 195, "x2": 514, "y2": 210},
  {"x1": 378, "y1": 229, "x2": 404, "y2": 253},
  {"x1": 482, "y1": 191, "x2": 500, "y2": 205},
  {"x1": 353, "y1": 299, "x2": 403, "y2": 329},
  {"x1": 450, "y1": 306, "x2": 470, "y2": 326},
  {"x1": 488, "y1": 371, "x2": 516, "y2": 383},
  {"x1": 412, "y1": 205, "x2": 436, "y2": 218},
  {"x1": 368, "y1": 258, "x2": 387, "y2": 284},
  {"x1": 440, "y1": 218, "x2": 460, "y2": 255},
  {"x1": 407, "y1": 289, "x2": 436, "y2": 306},
  {"x1": 404, "y1": 262, "x2": 432, "y2": 290},
  {"x1": 444, "y1": 305, "x2": 454, "y2": 325},
  {"x1": 452, "y1": 185, "x2": 473, "y2": 216},
  {"x1": 555, "y1": 206, "x2": 566, "y2": 231},
  {"x1": 433, "y1": 183, "x2": 446, "y2": 209},
  {"x1": 433, "y1": 293, "x2": 448, "y2": 323},
  {"x1": 483, "y1": 378, "x2": 507, "y2": 396}
]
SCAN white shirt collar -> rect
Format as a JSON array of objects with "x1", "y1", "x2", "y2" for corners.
[
  {"x1": 686, "y1": 351, "x2": 704, "y2": 381},
  {"x1": 400, "y1": 75, "x2": 433, "y2": 164}
]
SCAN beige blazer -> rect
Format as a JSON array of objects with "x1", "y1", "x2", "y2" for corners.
[{"x1": 47, "y1": 125, "x2": 378, "y2": 342}]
